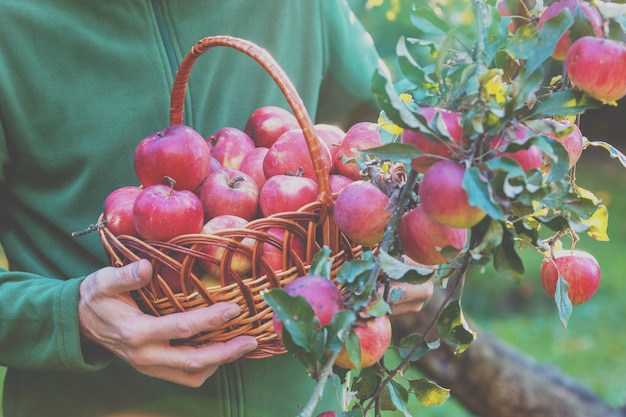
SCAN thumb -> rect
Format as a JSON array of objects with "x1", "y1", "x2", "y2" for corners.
[{"x1": 99, "y1": 259, "x2": 153, "y2": 296}]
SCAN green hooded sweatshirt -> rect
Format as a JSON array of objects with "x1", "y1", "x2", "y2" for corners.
[{"x1": 0, "y1": 1, "x2": 379, "y2": 415}]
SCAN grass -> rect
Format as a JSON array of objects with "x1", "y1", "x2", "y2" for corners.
[{"x1": 1, "y1": 154, "x2": 625, "y2": 416}]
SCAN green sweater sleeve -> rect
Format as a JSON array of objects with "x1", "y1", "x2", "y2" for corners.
[{"x1": 0, "y1": 269, "x2": 112, "y2": 371}]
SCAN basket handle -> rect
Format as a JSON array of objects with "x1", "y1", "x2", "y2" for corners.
[{"x1": 169, "y1": 36, "x2": 333, "y2": 208}]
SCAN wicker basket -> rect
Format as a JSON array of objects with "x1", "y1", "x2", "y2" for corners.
[{"x1": 97, "y1": 36, "x2": 363, "y2": 358}]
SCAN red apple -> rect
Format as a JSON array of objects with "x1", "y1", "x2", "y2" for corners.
[
  {"x1": 272, "y1": 275, "x2": 344, "y2": 339},
  {"x1": 419, "y1": 160, "x2": 487, "y2": 229},
  {"x1": 134, "y1": 124, "x2": 212, "y2": 192},
  {"x1": 335, "y1": 122, "x2": 384, "y2": 180},
  {"x1": 198, "y1": 168, "x2": 259, "y2": 221},
  {"x1": 540, "y1": 249, "x2": 600, "y2": 305},
  {"x1": 207, "y1": 127, "x2": 255, "y2": 170},
  {"x1": 492, "y1": 122, "x2": 544, "y2": 172},
  {"x1": 543, "y1": 120, "x2": 584, "y2": 168},
  {"x1": 259, "y1": 174, "x2": 318, "y2": 217},
  {"x1": 566, "y1": 37, "x2": 626, "y2": 103},
  {"x1": 244, "y1": 105, "x2": 300, "y2": 148},
  {"x1": 401, "y1": 107, "x2": 464, "y2": 173},
  {"x1": 399, "y1": 205, "x2": 468, "y2": 266},
  {"x1": 103, "y1": 185, "x2": 142, "y2": 237},
  {"x1": 538, "y1": 0, "x2": 603, "y2": 61},
  {"x1": 198, "y1": 214, "x2": 253, "y2": 282},
  {"x1": 260, "y1": 227, "x2": 307, "y2": 272},
  {"x1": 314, "y1": 123, "x2": 346, "y2": 173},
  {"x1": 263, "y1": 128, "x2": 332, "y2": 181},
  {"x1": 329, "y1": 174, "x2": 354, "y2": 194},
  {"x1": 333, "y1": 180, "x2": 393, "y2": 247},
  {"x1": 133, "y1": 182, "x2": 204, "y2": 241},
  {"x1": 334, "y1": 314, "x2": 392, "y2": 370},
  {"x1": 239, "y1": 147, "x2": 269, "y2": 189}
]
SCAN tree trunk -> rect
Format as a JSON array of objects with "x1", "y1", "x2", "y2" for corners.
[{"x1": 393, "y1": 289, "x2": 626, "y2": 417}]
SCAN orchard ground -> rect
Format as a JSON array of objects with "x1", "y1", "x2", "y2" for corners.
[{"x1": 0, "y1": 151, "x2": 625, "y2": 416}]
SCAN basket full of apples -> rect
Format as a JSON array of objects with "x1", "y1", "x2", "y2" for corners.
[{"x1": 93, "y1": 36, "x2": 368, "y2": 358}]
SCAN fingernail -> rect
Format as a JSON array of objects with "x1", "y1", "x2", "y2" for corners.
[
  {"x1": 132, "y1": 262, "x2": 142, "y2": 283},
  {"x1": 223, "y1": 305, "x2": 241, "y2": 321},
  {"x1": 241, "y1": 340, "x2": 258, "y2": 355}
]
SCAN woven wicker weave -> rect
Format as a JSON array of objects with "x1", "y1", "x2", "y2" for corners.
[{"x1": 97, "y1": 36, "x2": 363, "y2": 358}]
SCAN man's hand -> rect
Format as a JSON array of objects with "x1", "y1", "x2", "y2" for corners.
[
  {"x1": 383, "y1": 280, "x2": 434, "y2": 317},
  {"x1": 78, "y1": 259, "x2": 258, "y2": 387}
]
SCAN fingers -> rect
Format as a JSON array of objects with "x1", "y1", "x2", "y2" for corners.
[
  {"x1": 78, "y1": 260, "x2": 260, "y2": 387},
  {"x1": 383, "y1": 280, "x2": 434, "y2": 316},
  {"x1": 139, "y1": 303, "x2": 245, "y2": 342},
  {"x1": 130, "y1": 336, "x2": 258, "y2": 376},
  {"x1": 94, "y1": 259, "x2": 153, "y2": 297}
]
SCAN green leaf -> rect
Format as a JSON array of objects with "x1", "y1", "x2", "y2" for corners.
[
  {"x1": 515, "y1": 64, "x2": 545, "y2": 112},
  {"x1": 555, "y1": 274, "x2": 573, "y2": 329},
  {"x1": 505, "y1": 24, "x2": 539, "y2": 60},
  {"x1": 533, "y1": 135, "x2": 570, "y2": 182},
  {"x1": 410, "y1": 7, "x2": 449, "y2": 36},
  {"x1": 493, "y1": 226, "x2": 525, "y2": 282},
  {"x1": 437, "y1": 299, "x2": 476, "y2": 353},
  {"x1": 365, "y1": 297, "x2": 392, "y2": 319},
  {"x1": 309, "y1": 246, "x2": 333, "y2": 279},
  {"x1": 597, "y1": 2, "x2": 626, "y2": 33},
  {"x1": 587, "y1": 140, "x2": 626, "y2": 169},
  {"x1": 384, "y1": 380, "x2": 412, "y2": 416},
  {"x1": 396, "y1": 37, "x2": 436, "y2": 89},
  {"x1": 485, "y1": 4, "x2": 509, "y2": 60},
  {"x1": 372, "y1": 65, "x2": 420, "y2": 129},
  {"x1": 570, "y1": 4, "x2": 602, "y2": 42},
  {"x1": 463, "y1": 166, "x2": 505, "y2": 221},
  {"x1": 533, "y1": 215, "x2": 571, "y2": 232},
  {"x1": 357, "y1": 143, "x2": 422, "y2": 165},
  {"x1": 336, "y1": 252, "x2": 376, "y2": 288},
  {"x1": 525, "y1": 9, "x2": 573, "y2": 76},
  {"x1": 562, "y1": 196, "x2": 598, "y2": 220},
  {"x1": 532, "y1": 89, "x2": 604, "y2": 117},
  {"x1": 397, "y1": 333, "x2": 440, "y2": 362},
  {"x1": 263, "y1": 289, "x2": 316, "y2": 350},
  {"x1": 342, "y1": 329, "x2": 362, "y2": 369},
  {"x1": 470, "y1": 219, "x2": 504, "y2": 256},
  {"x1": 326, "y1": 310, "x2": 357, "y2": 352},
  {"x1": 348, "y1": 366, "x2": 379, "y2": 401},
  {"x1": 434, "y1": 27, "x2": 458, "y2": 86},
  {"x1": 336, "y1": 252, "x2": 378, "y2": 310},
  {"x1": 379, "y1": 250, "x2": 435, "y2": 284},
  {"x1": 409, "y1": 378, "x2": 451, "y2": 406}
]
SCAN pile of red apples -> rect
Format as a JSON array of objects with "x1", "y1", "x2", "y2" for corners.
[{"x1": 102, "y1": 105, "x2": 388, "y2": 292}]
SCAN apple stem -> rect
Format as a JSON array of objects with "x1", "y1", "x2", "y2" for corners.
[
  {"x1": 164, "y1": 175, "x2": 176, "y2": 194},
  {"x1": 228, "y1": 176, "x2": 246, "y2": 188},
  {"x1": 286, "y1": 166, "x2": 305, "y2": 177},
  {"x1": 71, "y1": 220, "x2": 108, "y2": 237}
]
